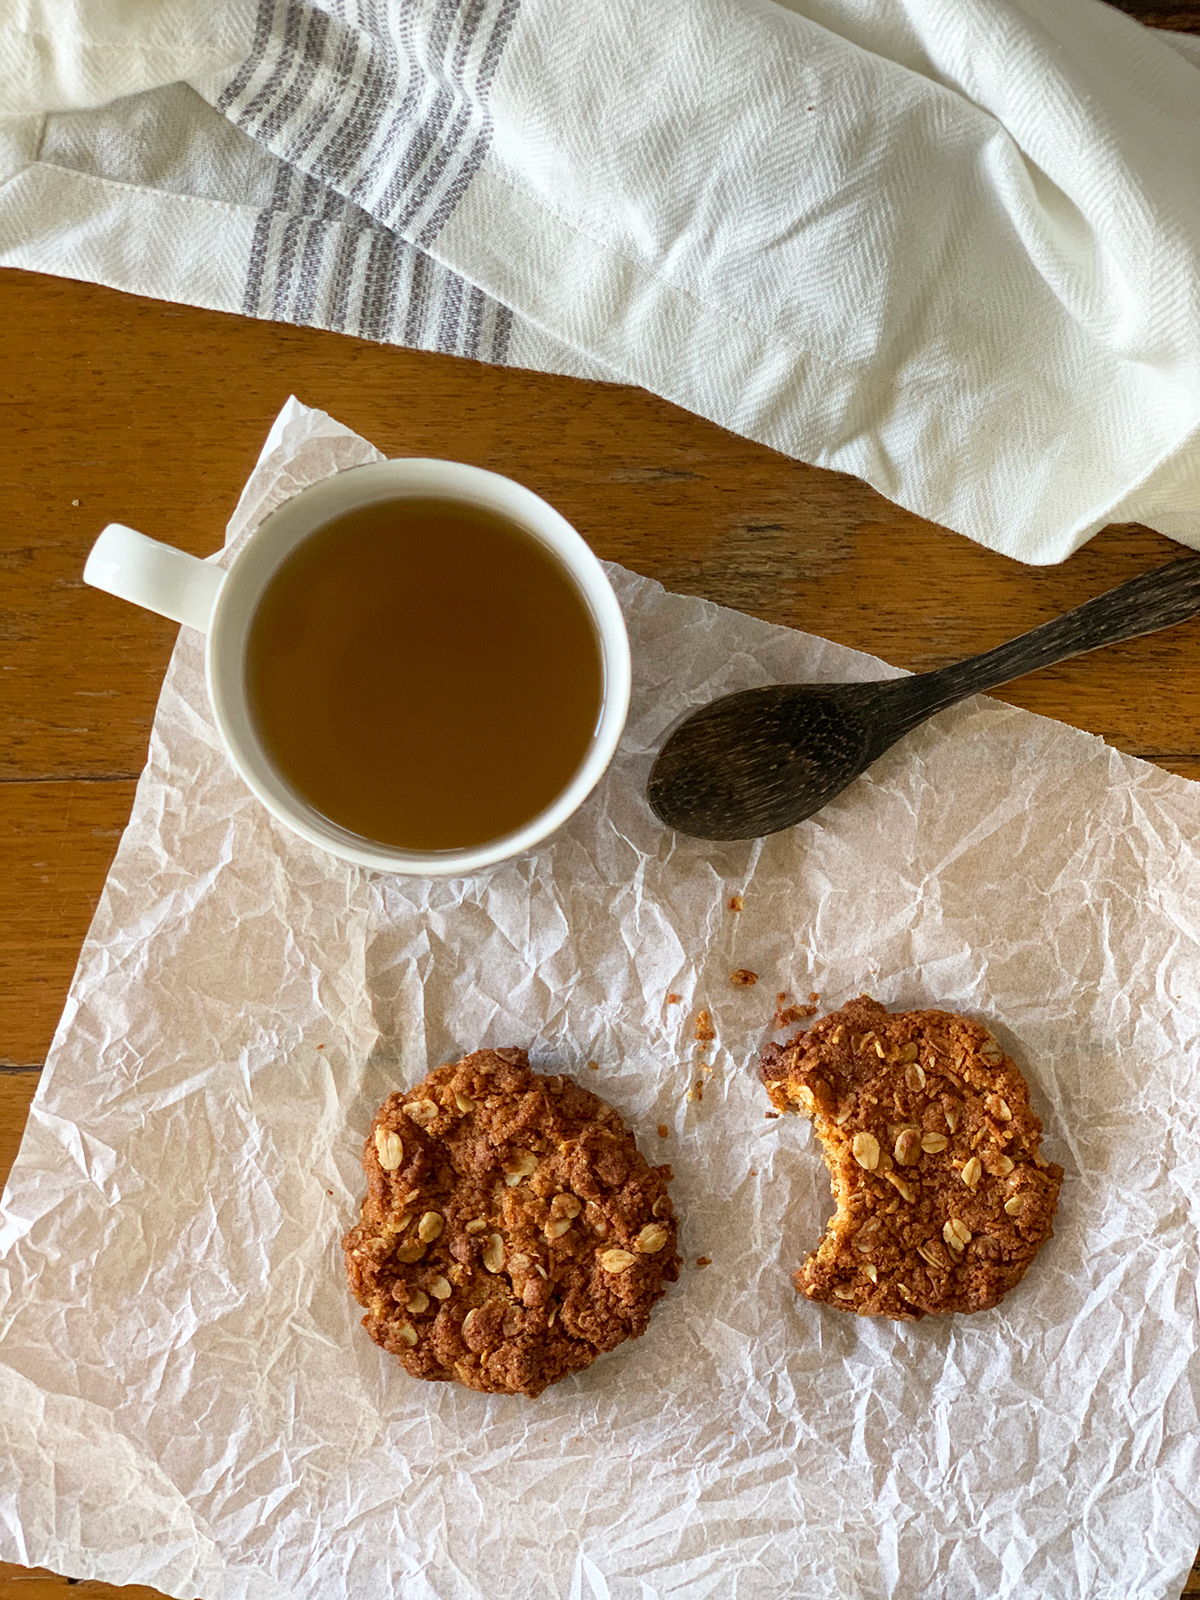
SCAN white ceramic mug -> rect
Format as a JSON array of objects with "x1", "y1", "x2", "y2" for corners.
[{"x1": 84, "y1": 459, "x2": 631, "y2": 877}]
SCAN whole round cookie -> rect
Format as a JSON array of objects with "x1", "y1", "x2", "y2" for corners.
[
  {"x1": 760, "y1": 996, "x2": 1063, "y2": 1320},
  {"x1": 343, "y1": 1047, "x2": 681, "y2": 1396}
]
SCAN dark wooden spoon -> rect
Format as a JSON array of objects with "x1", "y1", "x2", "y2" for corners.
[{"x1": 647, "y1": 554, "x2": 1200, "y2": 841}]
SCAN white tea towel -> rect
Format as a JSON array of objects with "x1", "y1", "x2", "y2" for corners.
[{"x1": 2, "y1": 0, "x2": 1200, "y2": 561}]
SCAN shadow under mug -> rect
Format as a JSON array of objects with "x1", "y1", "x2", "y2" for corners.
[{"x1": 83, "y1": 459, "x2": 632, "y2": 877}]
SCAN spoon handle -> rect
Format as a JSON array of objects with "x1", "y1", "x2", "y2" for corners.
[{"x1": 895, "y1": 554, "x2": 1200, "y2": 722}]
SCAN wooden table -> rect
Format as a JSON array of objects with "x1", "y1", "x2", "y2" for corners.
[{"x1": 3, "y1": 12, "x2": 1200, "y2": 1587}]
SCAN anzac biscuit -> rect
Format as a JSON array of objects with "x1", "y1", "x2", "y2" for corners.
[
  {"x1": 343, "y1": 1048, "x2": 681, "y2": 1396},
  {"x1": 760, "y1": 996, "x2": 1063, "y2": 1320}
]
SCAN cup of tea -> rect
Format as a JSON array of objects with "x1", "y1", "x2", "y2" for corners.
[{"x1": 84, "y1": 460, "x2": 631, "y2": 876}]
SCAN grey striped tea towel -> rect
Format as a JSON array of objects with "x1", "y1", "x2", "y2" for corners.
[{"x1": 2, "y1": 0, "x2": 1199, "y2": 563}]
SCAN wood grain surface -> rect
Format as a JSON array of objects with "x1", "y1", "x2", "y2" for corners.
[{"x1": 4, "y1": 3, "x2": 1200, "y2": 1589}]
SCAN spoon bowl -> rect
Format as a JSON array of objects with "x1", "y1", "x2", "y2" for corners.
[{"x1": 647, "y1": 680, "x2": 909, "y2": 839}]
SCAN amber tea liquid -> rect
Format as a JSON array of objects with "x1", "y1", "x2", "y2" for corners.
[{"x1": 244, "y1": 498, "x2": 605, "y2": 850}]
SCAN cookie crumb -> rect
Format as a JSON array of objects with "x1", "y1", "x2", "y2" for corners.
[
  {"x1": 587, "y1": 1060, "x2": 599, "y2": 1071},
  {"x1": 693, "y1": 1010, "x2": 716, "y2": 1044},
  {"x1": 666, "y1": 993, "x2": 681, "y2": 1005},
  {"x1": 696, "y1": 1256, "x2": 712, "y2": 1268},
  {"x1": 728, "y1": 896, "x2": 744, "y2": 913},
  {"x1": 765, "y1": 1111, "x2": 780, "y2": 1120},
  {"x1": 657, "y1": 1124, "x2": 669, "y2": 1139},
  {"x1": 773, "y1": 991, "x2": 816, "y2": 1029},
  {"x1": 809, "y1": 992, "x2": 820, "y2": 1003},
  {"x1": 731, "y1": 969, "x2": 758, "y2": 987}
]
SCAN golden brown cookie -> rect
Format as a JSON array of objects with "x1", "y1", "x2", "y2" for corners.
[
  {"x1": 343, "y1": 1047, "x2": 681, "y2": 1396},
  {"x1": 760, "y1": 996, "x2": 1063, "y2": 1320}
]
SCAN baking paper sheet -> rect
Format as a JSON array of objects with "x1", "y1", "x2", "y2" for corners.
[{"x1": 2, "y1": 399, "x2": 1199, "y2": 1600}]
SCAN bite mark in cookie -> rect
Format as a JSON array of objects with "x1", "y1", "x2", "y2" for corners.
[
  {"x1": 344, "y1": 1048, "x2": 681, "y2": 1396},
  {"x1": 760, "y1": 996, "x2": 1063, "y2": 1320}
]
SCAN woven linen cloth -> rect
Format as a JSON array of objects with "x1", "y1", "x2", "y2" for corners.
[{"x1": 2, "y1": 0, "x2": 1200, "y2": 560}]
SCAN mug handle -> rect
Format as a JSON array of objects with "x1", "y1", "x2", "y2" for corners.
[{"x1": 83, "y1": 524, "x2": 226, "y2": 633}]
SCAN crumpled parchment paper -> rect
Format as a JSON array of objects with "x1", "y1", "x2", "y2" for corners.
[{"x1": 2, "y1": 399, "x2": 1198, "y2": 1600}]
